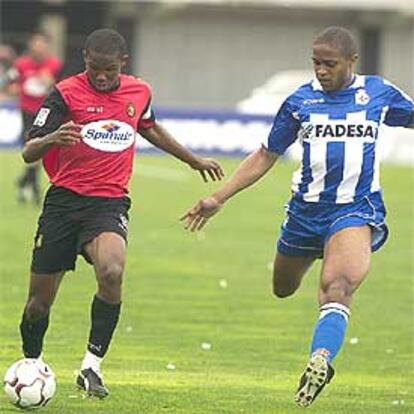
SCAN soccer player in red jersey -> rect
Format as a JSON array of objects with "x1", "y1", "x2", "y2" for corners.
[
  {"x1": 18, "y1": 28, "x2": 224, "y2": 398},
  {"x1": 13, "y1": 32, "x2": 62, "y2": 204}
]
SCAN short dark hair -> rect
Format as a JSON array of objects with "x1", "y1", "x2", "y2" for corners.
[
  {"x1": 314, "y1": 26, "x2": 357, "y2": 58},
  {"x1": 29, "y1": 31, "x2": 50, "y2": 42},
  {"x1": 84, "y1": 28, "x2": 127, "y2": 56}
]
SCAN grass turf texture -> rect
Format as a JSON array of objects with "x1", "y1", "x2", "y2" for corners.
[{"x1": 0, "y1": 150, "x2": 412, "y2": 413}]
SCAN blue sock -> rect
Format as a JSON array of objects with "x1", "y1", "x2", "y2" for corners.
[{"x1": 310, "y1": 302, "x2": 350, "y2": 363}]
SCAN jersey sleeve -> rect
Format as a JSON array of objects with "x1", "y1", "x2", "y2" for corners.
[
  {"x1": 138, "y1": 97, "x2": 156, "y2": 130},
  {"x1": 383, "y1": 81, "x2": 414, "y2": 127},
  {"x1": 265, "y1": 97, "x2": 301, "y2": 155},
  {"x1": 27, "y1": 88, "x2": 68, "y2": 140}
]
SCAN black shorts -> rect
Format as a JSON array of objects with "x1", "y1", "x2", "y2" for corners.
[{"x1": 31, "y1": 186, "x2": 131, "y2": 274}]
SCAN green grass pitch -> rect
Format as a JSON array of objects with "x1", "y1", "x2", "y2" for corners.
[{"x1": 0, "y1": 150, "x2": 412, "y2": 413}]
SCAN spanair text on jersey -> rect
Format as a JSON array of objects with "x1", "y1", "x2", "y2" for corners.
[
  {"x1": 266, "y1": 75, "x2": 414, "y2": 204},
  {"x1": 28, "y1": 72, "x2": 155, "y2": 197}
]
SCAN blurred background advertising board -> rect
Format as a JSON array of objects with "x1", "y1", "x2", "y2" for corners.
[{"x1": 0, "y1": 0, "x2": 413, "y2": 164}]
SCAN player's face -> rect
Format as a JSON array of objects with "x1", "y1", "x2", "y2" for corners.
[
  {"x1": 312, "y1": 43, "x2": 357, "y2": 91},
  {"x1": 29, "y1": 35, "x2": 49, "y2": 61},
  {"x1": 84, "y1": 49, "x2": 128, "y2": 92}
]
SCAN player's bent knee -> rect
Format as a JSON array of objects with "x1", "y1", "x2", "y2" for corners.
[
  {"x1": 97, "y1": 262, "x2": 124, "y2": 289},
  {"x1": 273, "y1": 283, "x2": 297, "y2": 298},
  {"x1": 320, "y1": 278, "x2": 354, "y2": 303}
]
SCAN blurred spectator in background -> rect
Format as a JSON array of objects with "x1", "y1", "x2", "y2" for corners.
[
  {"x1": 13, "y1": 32, "x2": 62, "y2": 205},
  {"x1": 0, "y1": 44, "x2": 18, "y2": 100}
]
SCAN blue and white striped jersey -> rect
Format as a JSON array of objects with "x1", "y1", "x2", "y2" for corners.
[{"x1": 266, "y1": 75, "x2": 414, "y2": 204}]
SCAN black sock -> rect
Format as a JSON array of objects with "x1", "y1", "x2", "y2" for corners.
[
  {"x1": 87, "y1": 295, "x2": 121, "y2": 358},
  {"x1": 19, "y1": 312, "x2": 49, "y2": 358},
  {"x1": 27, "y1": 166, "x2": 39, "y2": 191},
  {"x1": 27, "y1": 166, "x2": 36, "y2": 183},
  {"x1": 18, "y1": 170, "x2": 29, "y2": 188}
]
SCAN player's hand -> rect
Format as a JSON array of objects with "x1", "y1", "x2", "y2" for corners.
[
  {"x1": 48, "y1": 121, "x2": 82, "y2": 146},
  {"x1": 190, "y1": 157, "x2": 224, "y2": 182},
  {"x1": 180, "y1": 196, "x2": 222, "y2": 231}
]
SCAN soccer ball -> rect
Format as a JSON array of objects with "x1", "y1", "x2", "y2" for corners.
[{"x1": 3, "y1": 358, "x2": 56, "y2": 409}]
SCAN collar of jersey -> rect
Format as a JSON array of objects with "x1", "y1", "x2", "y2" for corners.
[
  {"x1": 311, "y1": 74, "x2": 364, "y2": 94},
  {"x1": 85, "y1": 72, "x2": 121, "y2": 93}
]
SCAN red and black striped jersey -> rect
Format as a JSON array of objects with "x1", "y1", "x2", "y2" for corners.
[{"x1": 29, "y1": 72, "x2": 156, "y2": 197}]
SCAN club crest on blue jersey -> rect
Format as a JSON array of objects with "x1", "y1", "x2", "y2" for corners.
[{"x1": 355, "y1": 89, "x2": 370, "y2": 105}]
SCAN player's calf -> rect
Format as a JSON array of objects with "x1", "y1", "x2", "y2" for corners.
[
  {"x1": 20, "y1": 301, "x2": 51, "y2": 359},
  {"x1": 272, "y1": 253, "x2": 315, "y2": 298}
]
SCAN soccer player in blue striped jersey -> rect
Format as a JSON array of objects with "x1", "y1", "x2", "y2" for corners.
[{"x1": 181, "y1": 26, "x2": 414, "y2": 407}]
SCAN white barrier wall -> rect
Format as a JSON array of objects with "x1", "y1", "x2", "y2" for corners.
[
  {"x1": 1, "y1": 102, "x2": 412, "y2": 165},
  {"x1": 0, "y1": 102, "x2": 24, "y2": 146}
]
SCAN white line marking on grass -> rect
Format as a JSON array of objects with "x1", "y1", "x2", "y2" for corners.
[{"x1": 134, "y1": 164, "x2": 189, "y2": 182}]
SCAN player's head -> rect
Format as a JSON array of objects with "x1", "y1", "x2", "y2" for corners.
[
  {"x1": 312, "y1": 26, "x2": 358, "y2": 91},
  {"x1": 83, "y1": 28, "x2": 128, "y2": 92},
  {"x1": 28, "y1": 32, "x2": 50, "y2": 61}
]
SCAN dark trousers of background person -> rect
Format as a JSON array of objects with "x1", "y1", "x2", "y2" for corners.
[{"x1": 17, "y1": 112, "x2": 41, "y2": 205}]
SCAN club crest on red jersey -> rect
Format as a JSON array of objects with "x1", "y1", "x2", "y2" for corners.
[{"x1": 126, "y1": 102, "x2": 136, "y2": 118}]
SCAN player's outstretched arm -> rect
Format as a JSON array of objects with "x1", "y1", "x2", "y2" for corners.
[
  {"x1": 181, "y1": 146, "x2": 278, "y2": 231},
  {"x1": 22, "y1": 121, "x2": 82, "y2": 163},
  {"x1": 139, "y1": 122, "x2": 224, "y2": 182}
]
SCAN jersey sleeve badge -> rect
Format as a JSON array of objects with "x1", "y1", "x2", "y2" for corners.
[{"x1": 33, "y1": 108, "x2": 51, "y2": 127}]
